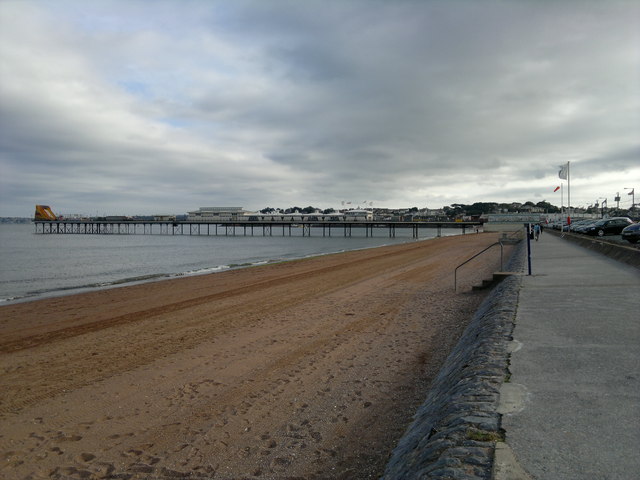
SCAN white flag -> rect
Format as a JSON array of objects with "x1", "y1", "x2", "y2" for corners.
[{"x1": 558, "y1": 163, "x2": 568, "y2": 180}]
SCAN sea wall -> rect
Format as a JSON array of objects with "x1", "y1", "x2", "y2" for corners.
[{"x1": 382, "y1": 241, "x2": 525, "y2": 480}]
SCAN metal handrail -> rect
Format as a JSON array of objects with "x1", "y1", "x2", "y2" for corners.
[{"x1": 454, "y1": 241, "x2": 503, "y2": 292}]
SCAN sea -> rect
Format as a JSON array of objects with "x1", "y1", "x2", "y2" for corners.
[{"x1": 0, "y1": 223, "x2": 463, "y2": 304}]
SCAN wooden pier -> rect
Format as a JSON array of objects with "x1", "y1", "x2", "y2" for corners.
[{"x1": 33, "y1": 220, "x2": 481, "y2": 238}]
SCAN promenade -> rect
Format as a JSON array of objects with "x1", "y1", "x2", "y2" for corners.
[{"x1": 496, "y1": 232, "x2": 640, "y2": 479}]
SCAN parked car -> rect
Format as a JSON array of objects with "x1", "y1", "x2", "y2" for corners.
[
  {"x1": 621, "y1": 222, "x2": 640, "y2": 244},
  {"x1": 569, "y1": 219, "x2": 596, "y2": 233},
  {"x1": 583, "y1": 217, "x2": 633, "y2": 236},
  {"x1": 573, "y1": 220, "x2": 600, "y2": 234},
  {"x1": 550, "y1": 221, "x2": 564, "y2": 231}
]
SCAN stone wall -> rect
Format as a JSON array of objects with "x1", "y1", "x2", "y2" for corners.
[{"x1": 382, "y1": 241, "x2": 525, "y2": 480}]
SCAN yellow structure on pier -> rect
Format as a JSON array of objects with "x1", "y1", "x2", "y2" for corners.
[{"x1": 34, "y1": 205, "x2": 58, "y2": 221}]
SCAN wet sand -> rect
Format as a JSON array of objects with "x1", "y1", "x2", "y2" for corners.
[{"x1": 0, "y1": 232, "x2": 510, "y2": 479}]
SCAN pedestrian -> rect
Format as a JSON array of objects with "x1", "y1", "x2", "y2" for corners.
[{"x1": 534, "y1": 223, "x2": 541, "y2": 241}]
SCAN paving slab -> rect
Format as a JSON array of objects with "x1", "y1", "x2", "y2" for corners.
[{"x1": 499, "y1": 233, "x2": 640, "y2": 480}]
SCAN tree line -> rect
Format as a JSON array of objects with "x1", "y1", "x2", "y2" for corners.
[
  {"x1": 260, "y1": 206, "x2": 337, "y2": 215},
  {"x1": 260, "y1": 201, "x2": 561, "y2": 216},
  {"x1": 443, "y1": 201, "x2": 560, "y2": 216}
]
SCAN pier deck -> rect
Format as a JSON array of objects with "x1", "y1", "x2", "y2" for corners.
[{"x1": 33, "y1": 220, "x2": 481, "y2": 238}]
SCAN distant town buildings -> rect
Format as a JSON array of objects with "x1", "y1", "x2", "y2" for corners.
[{"x1": 10, "y1": 198, "x2": 636, "y2": 224}]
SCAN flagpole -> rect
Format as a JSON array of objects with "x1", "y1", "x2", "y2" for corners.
[
  {"x1": 567, "y1": 161, "x2": 571, "y2": 225},
  {"x1": 558, "y1": 162, "x2": 570, "y2": 225}
]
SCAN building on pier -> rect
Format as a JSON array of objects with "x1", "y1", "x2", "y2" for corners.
[
  {"x1": 186, "y1": 206, "x2": 374, "y2": 223},
  {"x1": 187, "y1": 207, "x2": 249, "y2": 222},
  {"x1": 153, "y1": 214, "x2": 177, "y2": 222},
  {"x1": 343, "y1": 209, "x2": 373, "y2": 221}
]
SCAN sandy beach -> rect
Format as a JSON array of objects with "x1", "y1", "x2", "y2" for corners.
[{"x1": 0, "y1": 232, "x2": 511, "y2": 479}]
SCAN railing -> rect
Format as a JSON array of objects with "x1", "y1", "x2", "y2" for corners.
[{"x1": 454, "y1": 241, "x2": 504, "y2": 292}]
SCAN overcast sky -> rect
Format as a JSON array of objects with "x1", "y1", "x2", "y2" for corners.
[{"x1": 1, "y1": 0, "x2": 638, "y2": 216}]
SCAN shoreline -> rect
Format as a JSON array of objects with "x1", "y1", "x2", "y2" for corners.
[
  {"x1": 0, "y1": 231, "x2": 449, "y2": 306},
  {"x1": 0, "y1": 232, "x2": 511, "y2": 479}
]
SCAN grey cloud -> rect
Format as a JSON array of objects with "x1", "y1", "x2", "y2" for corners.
[
  {"x1": 579, "y1": 146, "x2": 640, "y2": 174},
  {"x1": 1, "y1": 1, "x2": 639, "y2": 216}
]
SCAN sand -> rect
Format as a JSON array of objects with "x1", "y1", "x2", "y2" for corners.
[{"x1": 0, "y1": 232, "x2": 511, "y2": 479}]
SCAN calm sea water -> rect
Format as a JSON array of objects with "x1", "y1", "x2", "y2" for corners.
[{"x1": 0, "y1": 223, "x2": 462, "y2": 304}]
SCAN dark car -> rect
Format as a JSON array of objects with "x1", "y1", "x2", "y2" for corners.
[
  {"x1": 621, "y1": 222, "x2": 640, "y2": 244},
  {"x1": 574, "y1": 220, "x2": 601, "y2": 234},
  {"x1": 569, "y1": 219, "x2": 596, "y2": 233},
  {"x1": 583, "y1": 217, "x2": 633, "y2": 236}
]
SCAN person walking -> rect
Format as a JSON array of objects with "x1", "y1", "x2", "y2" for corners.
[{"x1": 534, "y1": 223, "x2": 541, "y2": 241}]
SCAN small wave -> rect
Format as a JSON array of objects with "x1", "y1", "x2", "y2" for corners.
[
  {"x1": 0, "y1": 275, "x2": 172, "y2": 305},
  {"x1": 0, "y1": 295, "x2": 22, "y2": 303},
  {"x1": 172, "y1": 265, "x2": 231, "y2": 277},
  {"x1": 107, "y1": 273, "x2": 169, "y2": 285},
  {"x1": 177, "y1": 259, "x2": 284, "y2": 276}
]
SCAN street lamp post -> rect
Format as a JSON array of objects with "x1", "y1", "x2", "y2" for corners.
[
  {"x1": 624, "y1": 187, "x2": 635, "y2": 211},
  {"x1": 596, "y1": 197, "x2": 606, "y2": 219}
]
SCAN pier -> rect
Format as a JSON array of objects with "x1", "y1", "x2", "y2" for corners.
[{"x1": 33, "y1": 220, "x2": 481, "y2": 238}]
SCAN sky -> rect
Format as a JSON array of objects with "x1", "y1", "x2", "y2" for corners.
[{"x1": 1, "y1": 0, "x2": 638, "y2": 217}]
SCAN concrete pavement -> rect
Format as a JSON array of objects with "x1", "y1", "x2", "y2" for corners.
[{"x1": 495, "y1": 232, "x2": 640, "y2": 479}]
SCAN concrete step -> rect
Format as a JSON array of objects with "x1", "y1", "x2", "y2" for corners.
[{"x1": 472, "y1": 271, "x2": 518, "y2": 291}]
